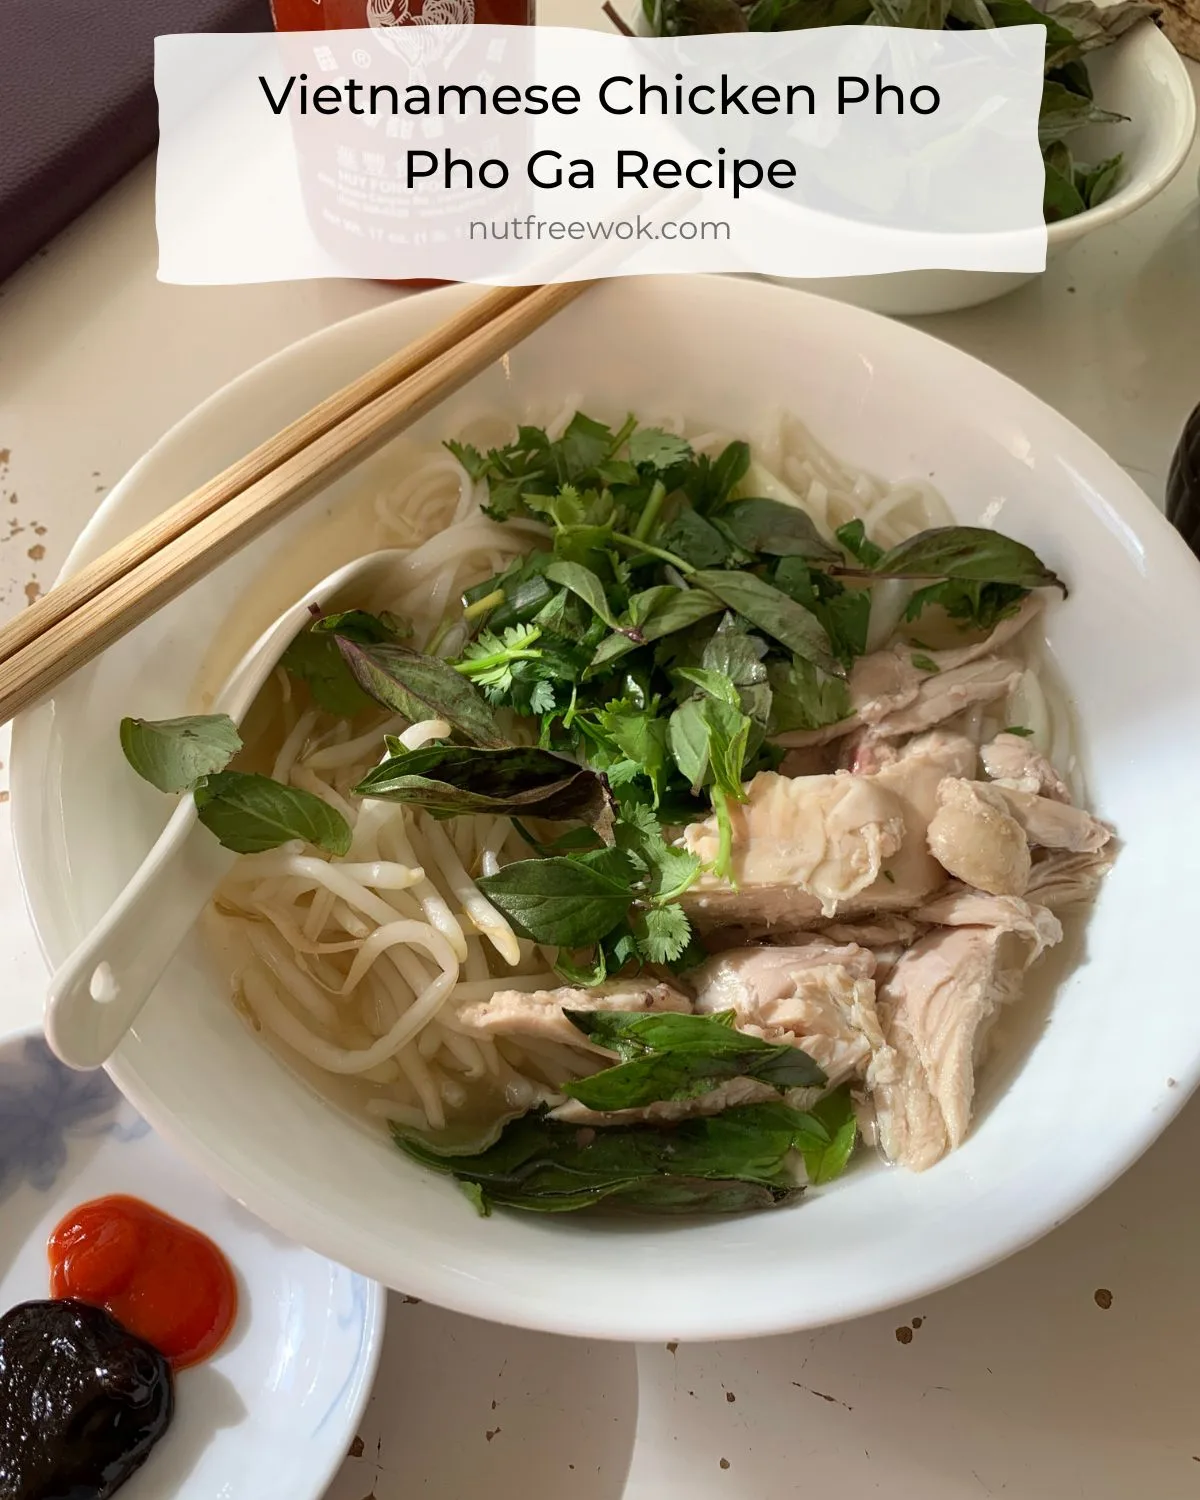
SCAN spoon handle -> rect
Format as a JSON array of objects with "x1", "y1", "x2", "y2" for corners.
[{"x1": 45, "y1": 803, "x2": 236, "y2": 1070}]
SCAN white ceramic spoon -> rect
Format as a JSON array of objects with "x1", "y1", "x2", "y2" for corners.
[{"x1": 45, "y1": 549, "x2": 408, "y2": 1071}]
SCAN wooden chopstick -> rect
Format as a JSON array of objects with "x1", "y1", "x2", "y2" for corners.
[
  {"x1": 0, "y1": 283, "x2": 534, "y2": 671},
  {"x1": 0, "y1": 279, "x2": 594, "y2": 727}
]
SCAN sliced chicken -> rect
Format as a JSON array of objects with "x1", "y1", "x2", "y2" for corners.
[
  {"x1": 926, "y1": 777, "x2": 1032, "y2": 896},
  {"x1": 915, "y1": 887, "x2": 1062, "y2": 964},
  {"x1": 453, "y1": 980, "x2": 690, "y2": 1053},
  {"x1": 1024, "y1": 847, "x2": 1116, "y2": 909},
  {"x1": 855, "y1": 730, "x2": 979, "y2": 906},
  {"x1": 917, "y1": 593, "x2": 1045, "y2": 672},
  {"x1": 682, "y1": 732, "x2": 975, "y2": 931},
  {"x1": 981, "y1": 732, "x2": 1072, "y2": 803},
  {"x1": 774, "y1": 596, "x2": 1043, "y2": 748},
  {"x1": 872, "y1": 925, "x2": 1026, "y2": 1172},
  {"x1": 988, "y1": 785, "x2": 1110, "y2": 852},
  {"x1": 866, "y1": 657, "x2": 1023, "y2": 741},
  {"x1": 680, "y1": 771, "x2": 906, "y2": 925},
  {"x1": 691, "y1": 943, "x2": 885, "y2": 1088}
]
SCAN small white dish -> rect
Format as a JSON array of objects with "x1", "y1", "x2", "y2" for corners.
[{"x1": 0, "y1": 1027, "x2": 385, "y2": 1499}]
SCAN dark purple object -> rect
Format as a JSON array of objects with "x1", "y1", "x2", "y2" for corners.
[
  {"x1": 1166, "y1": 403, "x2": 1200, "y2": 561},
  {"x1": 0, "y1": 1299, "x2": 174, "y2": 1500},
  {"x1": 0, "y1": 0, "x2": 272, "y2": 286}
]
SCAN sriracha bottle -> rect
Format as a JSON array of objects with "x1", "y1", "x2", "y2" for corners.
[{"x1": 269, "y1": 0, "x2": 534, "y2": 286}]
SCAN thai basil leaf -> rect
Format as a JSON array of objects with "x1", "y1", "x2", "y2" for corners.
[
  {"x1": 353, "y1": 745, "x2": 614, "y2": 827},
  {"x1": 668, "y1": 696, "x2": 713, "y2": 791},
  {"x1": 697, "y1": 615, "x2": 773, "y2": 726},
  {"x1": 587, "y1": 588, "x2": 724, "y2": 675},
  {"x1": 476, "y1": 847, "x2": 637, "y2": 947},
  {"x1": 668, "y1": 688, "x2": 754, "y2": 812},
  {"x1": 801, "y1": 1086, "x2": 859, "y2": 1185},
  {"x1": 870, "y1": 526, "x2": 1065, "y2": 593},
  {"x1": 1038, "y1": 79, "x2": 1125, "y2": 146},
  {"x1": 674, "y1": 667, "x2": 742, "y2": 708},
  {"x1": 284, "y1": 609, "x2": 411, "y2": 716},
  {"x1": 719, "y1": 498, "x2": 840, "y2": 560},
  {"x1": 311, "y1": 609, "x2": 409, "y2": 645},
  {"x1": 562, "y1": 1008, "x2": 827, "y2": 1111},
  {"x1": 193, "y1": 770, "x2": 351, "y2": 856},
  {"x1": 281, "y1": 628, "x2": 372, "y2": 718},
  {"x1": 1075, "y1": 152, "x2": 1122, "y2": 207},
  {"x1": 392, "y1": 1101, "x2": 836, "y2": 1214},
  {"x1": 1043, "y1": 140, "x2": 1085, "y2": 221},
  {"x1": 333, "y1": 638, "x2": 507, "y2": 747},
  {"x1": 544, "y1": 561, "x2": 623, "y2": 630},
  {"x1": 120, "y1": 713, "x2": 242, "y2": 794},
  {"x1": 633, "y1": 587, "x2": 727, "y2": 639},
  {"x1": 692, "y1": 570, "x2": 842, "y2": 676},
  {"x1": 708, "y1": 440, "x2": 752, "y2": 504},
  {"x1": 657, "y1": 509, "x2": 732, "y2": 569},
  {"x1": 617, "y1": 1177, "x2": 794, "y2": 1212},
  {"x1": 700, "y1": 613, "x2": 767, "y2": 683}
]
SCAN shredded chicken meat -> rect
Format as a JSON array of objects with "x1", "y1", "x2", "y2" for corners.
[
  {"x1": 691, "y1": 943, "x2": 884, "y2": 1088},
  {"x1": 981, "y1": 732, "x2": 1073, "y2": 803},
  {"x1": 872, "y1": 926, "x2": 1027, "y2": 1171}
]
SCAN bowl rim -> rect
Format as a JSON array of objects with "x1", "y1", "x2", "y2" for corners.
[{"x1": 13, "y1": 275, "x2": 1200, "y2": 1340}]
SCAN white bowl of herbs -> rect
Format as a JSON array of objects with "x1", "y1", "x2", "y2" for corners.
[
  {"x1": 13, "y1": 276, "x2": 1200, "y2": 1340},
  {"x1": 630, "y1": 0, "x2": 1196, "y2": 315}
]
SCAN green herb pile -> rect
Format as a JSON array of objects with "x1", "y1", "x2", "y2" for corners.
[
  {"x1": 121, "y1": 410, "x2": 1063, "y2": 986},
  {"x1": 639, "y1": 0, "x2": 1161, "y2": 224}
]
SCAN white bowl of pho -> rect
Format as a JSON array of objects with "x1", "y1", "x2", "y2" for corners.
[{"x1": 13, "y1": 276, "x2": 1200, "y2": 1340}]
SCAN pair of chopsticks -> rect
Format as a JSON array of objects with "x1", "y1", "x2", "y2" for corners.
[{"x1": 0, "y1": 280, "x2": 594, "y2": 727}]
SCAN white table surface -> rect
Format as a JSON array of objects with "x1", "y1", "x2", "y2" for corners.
[{"x1": 1, "y1": 16, "x2": 1198, "y2": 1496}]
